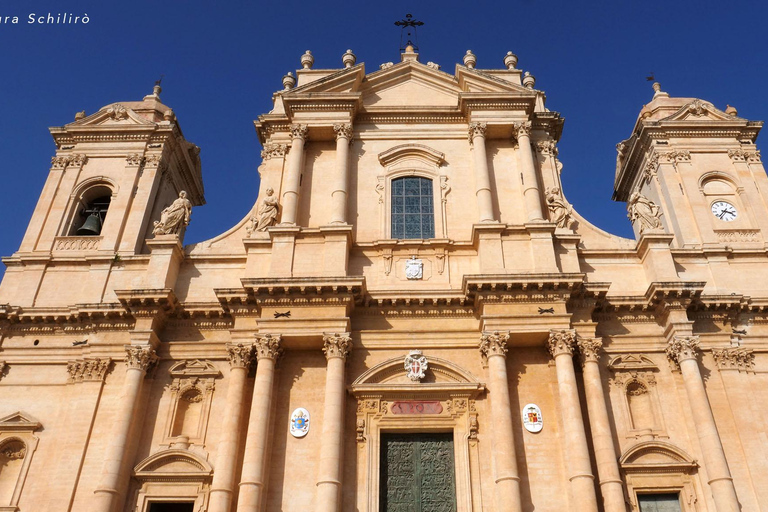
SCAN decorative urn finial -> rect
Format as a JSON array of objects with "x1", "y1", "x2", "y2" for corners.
[
  {"x1": 725, "y1": 104, "x2": 738, "y2": 116},
  {"x1": 463, "y1": 50, "x2": 476, "y2": 69},
  {"x1": 282, "y1": 72, "x2": 296, "y2": 90},
  {"x1": 301, "y1": 50, "x2": 314, "y2": 69},
  {"x1": 523, "y1": 71, "x2": 536, "y2": 88},
  {"x1": 504, "y1": 51, "x2": 518, "y2": 70},
  {"x1": 74, "y1": 110, "x2": 86, "y2": 121},
  {"x1": 342, "y1": 49, "x2": 356, "y2": 68}
]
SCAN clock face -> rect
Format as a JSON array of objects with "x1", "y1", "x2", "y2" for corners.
[{"x1": 711, "y1": 201, "x2": 737, "y2": 222}]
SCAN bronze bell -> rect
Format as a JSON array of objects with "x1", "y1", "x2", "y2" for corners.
[{"x1": 76, "y1": 212, "x2": 102, "y2": 236}]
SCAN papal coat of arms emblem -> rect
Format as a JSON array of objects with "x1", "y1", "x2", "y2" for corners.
[
  {"x1": 405, "y1": 256, "x2": 423, "y2": 280},
  {"x1": 522, "y1": 403, "x2": 543, "y2": 433},
  {"x1": 289, "y1": 407, "x2": 310, "y2": 438},
  {"x1": 404, "y1": 350, "x2": 428, "y2": 381}
]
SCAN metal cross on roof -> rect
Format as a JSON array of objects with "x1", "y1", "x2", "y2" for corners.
[{"x1": 394, "y1": 13, "x2": 424, "y2": 52}]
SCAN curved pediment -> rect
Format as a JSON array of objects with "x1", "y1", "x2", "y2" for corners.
[
  {"x1": 68, "y1": 103, "x2": 156, "y2": 127},
  {"x1": 353, "y1": 355, "x2": 480, "y2": 386},
  {"x1": 620, "y1": 441, "x2": 697, "y2": 474},
  {"x1": 661, "y1": 99, "x2": 743, "y2": 123},
  {"x1": 378, "y1": 144, "x2": 445, "y2": 168},
  {"x1": 134, "y1": 449, "x2": 213, "y2": 481}
]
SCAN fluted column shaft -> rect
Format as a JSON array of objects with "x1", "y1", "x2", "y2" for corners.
[
  {"x1": 517, "y1": 121, "x2": 544, "y2": 221},
  {"x1": 93, "y1": 346, "x2": 156, "y2": 512},
  {"x1": 281, "y1": 124, "x2": 308, "y2": 226},
  {"x1": 209, "y1": 344, "x2": 254, "y2": 512},
  {"x1": 667, "y1": 337, "x2": 740, "y2": 512},
  {"x1": 316, "y1": 333, "x2": 352, "y2": 512},
  {"x1": 236, "y1": 335, "x2": 283, "y2": 512},
  {"x1": 548, "y1": 330, "x2": 598, "y2": 512},
  {"x1": 479, "y1": 331, "x2": 523, "y2": 512},
  {"x1": 330, "y1": 123, "x2": 352, "y2": 224},
  {"x1": 577, "y1": 338, "x2": 627, "y2": 512},
  {"x1": 469, "y1": 123, "x2": 495, "y2": 222}
]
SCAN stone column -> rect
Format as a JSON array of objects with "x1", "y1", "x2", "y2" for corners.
[
  {"x1": 516, "y1": 121, "x2": 545, "y2": 221},
  {"x1": 666, "y1": 336, "x2": 741, "y2": 512},
  {"x1": 209, "y1": 343, "x2": 254, "y2": 512},
  {"x1": 236, "y1": 335, "x2": 283, "y2": 512},
  {"x1": 280, "y1": 124, "x2": 309, "y2": 226},
  {"x1": 547, "y1": 330, "x2": 599, "y2": 512},
  {"x1": 93, "y1": 345, "x2": 157, "y2": 512},
  {"x1": 316, "y1": 333, "x2": 352, "y2": 512},
  {"x1": 329, "y1": 123, "x2": 352, "y2": 224},
  {"x1": 577, "y1": 337, "x2": 627, "y2": 512},
  {"x1": 469, "y1": 122, "x2": 496, "y2": 223},
  {"x1": 478, "y1": 331, "x2": 523, "y2": 512}
]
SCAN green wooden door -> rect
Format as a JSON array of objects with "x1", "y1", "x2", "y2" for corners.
[{"x1": 380, "y1": 433, "x2": 456, "y2": 512}]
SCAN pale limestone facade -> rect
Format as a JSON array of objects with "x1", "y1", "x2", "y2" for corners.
[{"x1": 0, "y1": 46, "x2": 766, "y2": 512}]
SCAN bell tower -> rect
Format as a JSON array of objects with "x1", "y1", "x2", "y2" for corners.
[{"x1": 614, "y1": 83, "x2": 765, "y2": 249}]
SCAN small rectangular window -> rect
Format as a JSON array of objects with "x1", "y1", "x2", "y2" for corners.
[{"x1": 637, "y1": 493, "x2": 682, "y2": 512}]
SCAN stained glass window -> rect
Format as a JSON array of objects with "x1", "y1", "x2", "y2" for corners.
[
  {"x1": 638, "y1": 493, "x2": 682, "y2": 512},
  {"x1": 391, "y1": 177, "x2": 434, "y2": 239}
]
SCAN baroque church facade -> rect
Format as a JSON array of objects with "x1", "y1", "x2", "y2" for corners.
[{"x1": 0, "y1": 45, "x2": 765, "y2": 512}]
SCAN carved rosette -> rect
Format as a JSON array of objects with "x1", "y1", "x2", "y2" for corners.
[
  {"x1": 516, "y1": 120, "x2": 532, "y2": 139},
  {"x1": 67, "y1": 358, "x2": 111, "y2": 383},
  {"x1": 479, "y1": 331, "x2": 510, "y2": 360},
  {"x1": 124, "y1": 345, "x2": 158, "y2": 372},
  {"x1": 577, "y1": 337, "x2": 603, "y2": 365},
  {"x1": 665, "y1": 336, "x2": 700, "y2": 364},
  {"x1": 255, "y1": 334, "x2": 283, "y2": 361},
  {"x1": 712, "y1": 347, "x2": 755, "y2": 372},
  {"x1": 467, "y1": 122, "x2": 487, "y2": 144},
  {"x1": 547, "y1": 329, "x2": 577, "y2": 358},
  {"x1": 333, "y1": 123, "x2": 353, "y2": 142},
  {"x1": 322, "y1": 332, "x2": 352, "y2": 360},
  {"x1": 226, "y1": 342, "x2": 254, "y2": 369},
  {"x1": 260, "y1": 143, "x2": 288, "y2": 160},
  {"x1": 290, "y1": 123, "x2": 309, "y2": 141}
]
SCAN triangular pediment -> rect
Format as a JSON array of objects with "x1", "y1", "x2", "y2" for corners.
[
  {"x1": 661, "y1": 99, "x2": 742, "y2": 122},
  {"x1": 169, "y1": 359, "x2": 220, "y2": 378},
  {"x1": 456, "y1": 67, "x2": 534, "y2": 94},
  {"x1": 360, "y1": 62, "x2": 462, "y2": 108},
  {"x1": 608, "y1": 354, "x2": 659, "y2": 371},
  {"x1": 67, "y1": 103, "x2": 156, "y2": 127},
  {"x1": 0, "y1": 411, "x2": 42, "y2": 431}
]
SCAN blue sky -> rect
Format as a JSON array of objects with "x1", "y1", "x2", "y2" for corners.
[{"x1": 1, "y1": 0, "x2": 767, "y2": 281}]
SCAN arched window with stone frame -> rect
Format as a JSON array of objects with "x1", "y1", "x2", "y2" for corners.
[
  {"x1": 61, "y1": 177, "x2": 118, "y2": 239},
  {"x1": 0, "y1": 412, "x2": 42, "y2": 510}
]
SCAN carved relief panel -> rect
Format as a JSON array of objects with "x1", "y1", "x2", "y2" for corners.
[{"x1": 162, "y1": 360, "x2": 219, "y2": 449}]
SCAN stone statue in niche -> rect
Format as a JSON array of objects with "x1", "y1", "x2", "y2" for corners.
[
  {"x1": 627, "y1": 191, "x2": 663, "y2": 233},
  {"x1": 247, "y1": 187, "x2": 280, "y2": 235},
  {"x1": 153, "y1": 191, "x2": 192, "y2": 236},
  {"x1": 545, "y1": 187, "x2": 574, "y2": 229}
]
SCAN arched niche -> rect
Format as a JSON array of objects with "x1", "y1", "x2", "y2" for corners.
[
  {"x1": 132, "y1": 449, "x2": 213, "y2": 512},
  {"x1": 620, "y1": 441, "x2": 701, "y2": 512},
  {"x1": 0, "y1": 411, "x2": 41, "y2": 511},
  {"x1": 350, "y1": 355, "x2": 485, "y2": 512},
  {"x1": 162, "y1": 360, "x2": 219, "y2": 449}
]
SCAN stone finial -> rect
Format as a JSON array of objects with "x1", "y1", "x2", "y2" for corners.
[
  {"x1": 463, "y1": 50, "x2": 477, "y2": 69},
  {"x1": 523, "y1": 71, "x2": 536, "y2": 89},
  {"x1": 503, "y1": 51, "x2": 518, "y2": 70},
  {"x1": 301, "y1": 50, "x2": 314, "y2": 69},
  {"x1": 74, "y1": 110, "x2": 86, "y2": 121},
  {"x1": 342, "y1": 49, "x2": 356, "y2": 68},
  {"x1": 652, "y1": 82, "x2": 661, "y2": 93},
  {"x1": 652, "y1": 82, "x2": 669, "y2": 99},
  {"x1": 153, "y1": 83, "x2": 162, "y2": 96},
  {"x1": 163, "y1": 109, "x2": 175, "y2": 122},
  {"x1": 725, "y1": 104, "x2": 738, "y2": 116},
  {"x1": 282, "y1": 72, "x2": 296, "y2": 90},
  {"x1": 323, "y1": 333, "x2": 352, "y2": 360}
]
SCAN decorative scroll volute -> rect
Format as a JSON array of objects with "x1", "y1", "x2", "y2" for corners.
[
  {"x1": 547, "y1": 329, "x2": 576, "y2": 358},
  {"x1": 479, "y1": 331, "x2": 510, "y2": 360},
  {"x1": 322, "y1": 332, "x2": 352, "y2": 360},
  {"x1": 666, "y1": 336, "x2": 700, "y2": 364},
  {"x1": 226, "y1": 343, "x2": 254, "y2": 369},
  {"x1": 124, "y1": 345, "x2": 158, "y2": 372},
  {"x1": 255, "y1": 334, "x2": 283, "y2": 361},
  {"x1": 577, "y1": 337, "x2": 603, "y2": 365}
]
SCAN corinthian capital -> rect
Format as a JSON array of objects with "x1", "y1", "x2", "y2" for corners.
[
  {"x1": 322, "y1": 332, "x2": 352, "y2": 360},
  {"x1": 124, "y1": 345, "x2": 158, "y2": 372},
  {"x1": 67, "y1": 358, "x2": 111, "y2": 383},
  {"x1": 479, "y1": 331, "x2": 510, "y2": 360},
  {"x1": 665, "y1": 336, "x2": 700, "y2": 364},
  {"x1": 333, "y1": 123, "x2": 353, "y2": 141},
  {"x1": 577, "y1": 337, "x2": 603, "y2": 365},
  {"x1": 712, "y1": 347, "x2": 754, "y2": 372},
  {"x1": 516, "y1": 120, "x2": 532, "y2": 138},
  {"x1": 468, "y1": 122, "x2": 487, "y2": 143},
  {"x1": 290, "y1": 123, "x2": 309, "y2": 141},
  {"x1": 255, "y1": 334, "x2": 283, "y2": 361},
  {"x1": 547, "y1": 329, "x2": 576, "y2": 358},
  {"x1": 226, "y1": 342, "x2": 254, "y2": 369}
]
